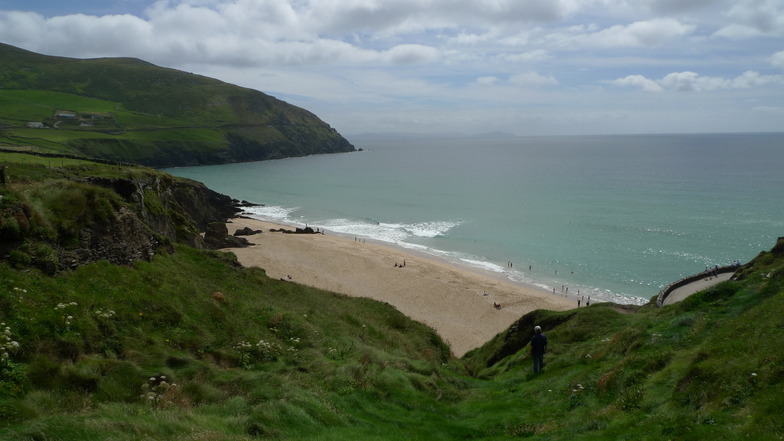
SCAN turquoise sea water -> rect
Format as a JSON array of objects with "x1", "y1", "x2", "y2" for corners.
[{"x1": 164, "y1": 133, "x2": 784, "y2": 305}]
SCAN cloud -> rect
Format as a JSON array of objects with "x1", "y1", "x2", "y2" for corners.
[
  {"x1": 609, "y1": 70, "x2": 784, "y2": 92},
  {"x1": 299, "y1": 0, "x2": 585, "y2": 36},
  {"x1": 476, "y1": 76, "x2": 500, "y2": 85},
  {"x1": 509, "y1": 71, "x2": 559, "y2": 87},
  {"x1": 770, "y1": 50, "x2": 784, "y2": 68},
  {"x1": 714, "y1": 0, "x2": 784, "y2": 38},
  {"x1": 503, "y1": 49, "x2": 551, "y2": 62},
  {"x1": 645, "y1": 0, "x2": 725, "y2": 14},
  {"x1": 608, "y1": 75, "x2": 663, "y2": 92},
  {"x1": 576, "y1": 18, "x2": 696, "y2": 48},
  {"x1": 382, "y1": 44, "x2": 439, "y2": 64}
]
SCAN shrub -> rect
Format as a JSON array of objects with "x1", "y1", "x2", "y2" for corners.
[
  {"x1": 7, "y1": 250, "x2": 31, "y2": 268},
  {"x1": 0, "y1": 215, "x2": 21, "y2": 241}
]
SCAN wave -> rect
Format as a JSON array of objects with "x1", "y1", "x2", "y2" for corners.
[
  {"x1": 240, "y1": 205, "x2": 648, "y2": 306},
  {"x1": 243, "y1": 205, "x2": 299, "y2": 221},
  {"x1": 241, "y1": 206, "x2": 461, "y2": 244}
]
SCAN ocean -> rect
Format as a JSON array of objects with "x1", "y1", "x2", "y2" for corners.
[{"x1": 164, "y1": 132, "x2": 784, "y2": 305}]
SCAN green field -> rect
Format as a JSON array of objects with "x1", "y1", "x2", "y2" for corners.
[{"x1": 0, "y1": 90, "x2": 118, "y2": 124}]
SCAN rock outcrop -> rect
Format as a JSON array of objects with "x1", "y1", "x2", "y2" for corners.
[
  {"x1": 0, "y1": 170, "x2": 249, "y2": 273},
  {"x1": 204, "y1": 222, "x2": 252, "y2": 249}
]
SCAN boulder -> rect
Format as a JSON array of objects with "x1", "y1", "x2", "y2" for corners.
[
  {"x1": 205, "y1": 222, "x2": 252, "y2": 249},
  {"x1": 234, "y1": 226, "x2": 262, "y2": 236}
]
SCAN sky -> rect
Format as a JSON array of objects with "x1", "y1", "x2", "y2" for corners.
[{"x1": 1, "y1": 0, "x2": 783, "y2": 137}]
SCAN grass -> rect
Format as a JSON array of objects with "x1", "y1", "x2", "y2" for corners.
[
  {"x1": 0, "y1": 240, "x2": 780, "y2": 440},
  {"x1": 0, "y1": 90, "x2": 118, "y2": 123}
]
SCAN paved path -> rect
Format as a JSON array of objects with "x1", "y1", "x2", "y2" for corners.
[{"x1": 662, "y1": 272, "x2": 734, "y2": 306}]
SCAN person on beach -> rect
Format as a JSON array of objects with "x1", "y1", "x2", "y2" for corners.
[{"x1": 531, "y1": 325, "x2": 548, "y2": 373}]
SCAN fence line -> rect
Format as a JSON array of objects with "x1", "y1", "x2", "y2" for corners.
[{"x1": 655, "y1": 264, "x2": 740, "y2": 307}]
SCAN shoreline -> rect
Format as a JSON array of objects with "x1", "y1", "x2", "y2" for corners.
[{"x1": 223, "y1": 216, "x2": 574, "y2": 357}]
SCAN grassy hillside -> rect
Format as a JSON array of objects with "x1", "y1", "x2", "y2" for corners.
[
  {"x1": 0, "y1": 43, "x2": 354, "y2": 167},
  {"x1": 0, "y1": 152, "x2": 782, "y2": 440}
]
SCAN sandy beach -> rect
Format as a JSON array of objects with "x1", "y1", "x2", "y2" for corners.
[{"x1": 223, "y1": 217, "x2": 573, "y2": 357}]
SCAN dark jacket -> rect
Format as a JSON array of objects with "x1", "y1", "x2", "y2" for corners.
[{"x1": 530, "y1": 333, "x2": 548, "y2": 356}]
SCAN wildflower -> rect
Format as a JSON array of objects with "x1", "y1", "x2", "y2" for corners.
[
  {"x1": 141, "y1": 375, "x2": 178, "y2": 409},
  {"x1": 95, "y1": 309, "x2": 116, "y2": 319},
  {"x1": 0, "y1": 325, "x2": 20, "y2": 360}
]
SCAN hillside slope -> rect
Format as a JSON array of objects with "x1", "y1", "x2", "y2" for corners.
[{"x1": 0, "y1": 43, "x2": 354, "y2": 167}]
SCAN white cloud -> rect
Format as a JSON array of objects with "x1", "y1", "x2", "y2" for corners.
[
  {"x1": 577, "y1": 18, "x2": 696, "y2": 48},
  {"x1": 609, "y1": 70, "x2": 784, "y2": 92},
  {"x1": 382, "y1": 44, "x2": 439, "y2": 65},
  {"x1": 770, "y1": 50, "x2": 784, "y2": 68},
  {"x1": 608, "y1": 75, "x2": 663, "y2": 92}
]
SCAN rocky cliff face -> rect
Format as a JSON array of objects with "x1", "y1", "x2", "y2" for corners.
[{"x1": 0, "y1": 170, "x2": 245, "y2": 274}]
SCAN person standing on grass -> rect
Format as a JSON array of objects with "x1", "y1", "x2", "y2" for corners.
[{"x1": 530, "y1": 325, "x2": 548, "y2": 374}]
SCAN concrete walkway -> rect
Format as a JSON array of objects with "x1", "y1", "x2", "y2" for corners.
[{"x1": 662, "y1": 272, "x2": 734, "y2": 306}]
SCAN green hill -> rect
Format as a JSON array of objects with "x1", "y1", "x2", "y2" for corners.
[
  {"x1": 0, "y1": 43, "x2": 354, "y2": 167},
  {"x1": 1, "y1": 151, "x2": 783, "y2": 440}
]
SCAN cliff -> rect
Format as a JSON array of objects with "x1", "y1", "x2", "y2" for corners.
[{"x1": 0, "y1": 151, "x2": 246, "y2": 273}]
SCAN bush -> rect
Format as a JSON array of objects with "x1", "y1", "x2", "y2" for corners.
[
  {"x1": 7, "y1": 250, "x2": 31, "y2": 268},
  {"x1": 0, "y1": 360, "x2": 30, "y2": 395},
  {"x1": 0, "y1": 215, "x2": 21, "y2": 241}
]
